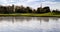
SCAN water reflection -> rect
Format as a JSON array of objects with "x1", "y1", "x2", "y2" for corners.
[
  {"x1": 0, "y1": 17, "x2": 59, "y2": 24},
  {"x1": 15, "y1": 17, "x2": 32, "y2": 22},
  {"x1": 0, "y1": 17, "x2": 60, "y2": 32}
]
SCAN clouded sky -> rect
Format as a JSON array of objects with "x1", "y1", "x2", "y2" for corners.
[{"x1": 0, "y1": 0, "x2": 60, "y2": 10}]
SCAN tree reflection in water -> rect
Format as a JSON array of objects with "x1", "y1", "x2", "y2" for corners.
[
  {"x1": 0, "y1": 17, "x2": 59, "y2": 32},
  {"x1": 0, "y1": 17, "x2": 59, "y2": 23}
]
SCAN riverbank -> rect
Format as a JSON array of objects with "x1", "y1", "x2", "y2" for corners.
[{"x1": 0, "y1": 12, "x2": 60, "y2": 17}]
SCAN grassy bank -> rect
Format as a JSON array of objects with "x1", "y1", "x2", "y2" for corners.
[{"x1": 0, "y1": 12, "x2": 60, "y2": 17}]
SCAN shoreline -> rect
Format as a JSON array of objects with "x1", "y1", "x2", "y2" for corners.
[
  {"x1": 0, "y1": 14, "x2": 60, "y2": 18},
  {"x1": 0, "y1": 13, "x2": 60, "y2": 17}
]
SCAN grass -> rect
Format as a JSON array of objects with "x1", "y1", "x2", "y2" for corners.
[{"x1": 0, "y1": 12, "x2": 60, "y2": 17}]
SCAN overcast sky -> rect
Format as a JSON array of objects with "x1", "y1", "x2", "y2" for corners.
[{"x1": 0, "y1": 0, "x2": 60, "y2": 10}]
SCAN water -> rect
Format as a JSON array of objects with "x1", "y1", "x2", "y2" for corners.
[{"x1": 0, "y1": 17, "x2": 60, "y2": 32}]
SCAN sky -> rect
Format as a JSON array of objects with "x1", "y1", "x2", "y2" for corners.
[{"x1": 0, "y1": 0, "x2": 60, "y2": 10}]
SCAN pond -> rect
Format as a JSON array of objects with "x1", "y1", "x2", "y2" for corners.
[{"x1": 0, "y1": 17, "x2": 60, "y2": 32}]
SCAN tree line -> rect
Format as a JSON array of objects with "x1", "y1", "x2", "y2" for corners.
[{"x1": 0, "y1": 5, "x2": 59, "y2": 14}]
